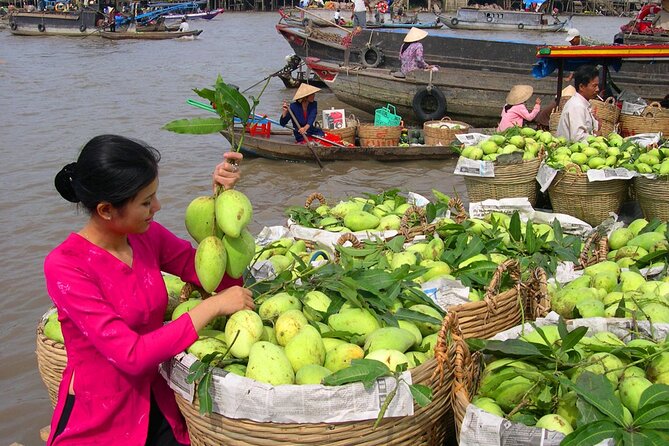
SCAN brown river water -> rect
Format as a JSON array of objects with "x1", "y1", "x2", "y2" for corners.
[{"x1": 0, "y1": 12, "x2": 628, "y2": 445}]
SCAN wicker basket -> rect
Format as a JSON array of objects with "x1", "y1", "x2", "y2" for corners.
[
  {"x1": 619, "y1": 106, "x2": 669, "y2": 136},
  {"x1": 36, "y1": 311, "x2": 67, "y2": 408},
  {"x1": 358, "y1": 124, "x2": 402, "y2": 147},
  {"x1": 574, "y1": 231, "x2": 609, "y2": 271},
  {"x1": 590, "y1": 97, "x2": 620, "y2": 136},
  {"x1": 327, "y1": 114, "x2": 358, "y2": 144},
  {"x1": 446, "y1": 260, "x2": 549, "y2": 340},
  {"x1": 548, "y1": 170, "x2": 628, "y2": 226},
  {"x1": 174, "y1": 313, "x2": 462, "y2": 446},
  {"x1": 643, "y1": 101, "x2": 669, "y2": 118},
  {"x1": 634, "y1": 175, "x2": 669, "y2": 221},
  {"x1": 548, "y1": 109, "x2": 561, "y2": 135},
  {"x1": 423, "y1": 117, "x2": 471, "y2": 146},
  {"x1": 463, "y1": 156, "x2": 542, "y2": 206}
]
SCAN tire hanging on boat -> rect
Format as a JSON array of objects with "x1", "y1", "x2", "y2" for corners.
[
  {"x1": 518, "y1": 23, "x2": 524, "y2": 29},
  {"x1": 10, "y1": 22, "x2": 17, "y2": 30},
  {"x1": 412, "y1": 86, "x2": 447, "y2": 122},
  {"x1": 450, "y1": 17, "x2": 459, "y2": 26},
  {"x1": 361, "y1": 45, "x2": 384, "y2": 68},
  {"x1": 38, "y1": 23, "x2": 45, "y2": 32},
  {"x1": 80, "y1": 24, "x2": 87, "y2": 32},
  {"x1": 486, "y1": 15, "x2": 493, "y2": 23}
]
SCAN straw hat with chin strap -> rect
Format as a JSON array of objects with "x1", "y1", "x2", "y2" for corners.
[
  {"x1": 293, "y1": 84, "x2": 321, "y2": 101},
  {"x1": 506, "y1": 85, "x2": 534, "y2": 106},
  {"x1": 404, "y1": 27, "x2": 428, "y2": 43}
]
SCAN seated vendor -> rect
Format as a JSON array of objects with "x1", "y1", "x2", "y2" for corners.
[
  {"x1": 280, "y1": 84, "x2": 325, "y2": 144},
  {"x1": 400, "y1": 27, "x2": 438, "y2": 74},
  {"x1": 556, "y1": 65, "x2": 600, "y2": 142}
]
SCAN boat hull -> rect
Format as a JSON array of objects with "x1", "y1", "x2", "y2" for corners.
[
  {"x1": 9, "y1": 10, "x2": 101, "y2": 36},
  {"x1": 225, "y1": 130, "x2": 458, "y2": 162},
  {"x1": 440, "y1": 9, "x2": 567, "y2": 32},
  {"x1": 100, "y1": 29, "x2": 202, "y2": 40},
  {"x1": 164, "y1": 9, "x2": 223, "y2": 21}
]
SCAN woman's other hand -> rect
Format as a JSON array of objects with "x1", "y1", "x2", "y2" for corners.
[
  {"x1": 281, "y1": 101, "x2": 289, "y2": 117},
  {"x1": 213, "y1": 152, "x2": 242, "y2": 192},
  {"x1": 535, "y1": 97, "x2": 542, "y2": 106}
]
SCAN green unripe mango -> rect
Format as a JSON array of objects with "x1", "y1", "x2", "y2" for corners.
[
  {"x1": 648, "y1": 352, "x2": 669, "y2": 381},
  {"x1": 365, "y1": 349, "x2": 409, "y2": 372},
  {"x1": 295, "y1": 364, "x2": 332, "y2": 385},
  {"x1": 246, "y1": 341, "x2": 294, "y2": 385},
  {"x1": 409, "y1": 304, "x2": 443, "y2": 335},
  {"x1": 391, "y1": 251, "x2": 417, "y2": 270},
  {"x1": 576, "y1": 298, "x2": 606, "y2": 318},
  {"x1": 269, "y1": 254, "x2": 294, "y2": 275},
  {"x1": 583, "y1": 260, "x2": 619, "y2": 279},
  {"x1": 223, "y1": 363, "x2": 247, "y2": 376},
  {"x1": 322, "y1": 337, "x2": 347, "y2": 352},
  {"x1": 608, "y1": 227, "x2": 634, "y2": 250},
  {"x1": 184, "y1": 195, "x2": 216, "y2": 243},
  {"x1": 398, "y1": 320, "x2": 423, "y2": 347},
  {"x1": 303, "y1": 290, "x2": 331, "y2": 321},
  {"x1": 187, "y1": 337, "x2": 228, "y2": 360},
  {"x1": 405, "y1": 351, "x2": 428, "y2": 369},
  {"x1": 640, "y1": 302, "x2": 669, "y2": 323},
  {"x1": 327, "y1": 308, "x2": 381, "y2": 342},
  {"x1": 628, "y1": 218, "x2": 649, "y2": 236},
  {"x1": 195, "y1": 236, "x2": 227, "y2": 293},
  {"x1": 223, "y1": 228, "x2": 256, "y2": 279},
  {"x1": 44, "y1": 318, "x2": 64, "y2": 343},
  {"x1": 591, "y1": 272, "x2": 618, "y2": 293},
  {"x1": 275, "y1": 309, "x2": 308, "y2": 346},
  {"x1": 364, "y1": 327, "x2": 415, "y2": 354},
  {"x1": 224, "y1": 309, "x2": 264, "y2": 359},
  {"x1": 627, "y1": 232, "x2": 667, "y2": 252},
  {"x1": 535, "y1": 414, "x2": 573, "y2": 436},
  {"x1": 260, "y1": 326, "x2": 278, "y2": 344},
  {"x1": 343, "y1": 210, "x2": 380, "y2": 232},
  {"x1": 172, "y1": 298, "x2": 202, "y2": 321},
  {"x1": 284, "y1": 325, "x2": 326, "y2": 372},
  {"x1": 376, "y1": 214, "x2": 402, "y2": 231},
  {"x1": 258, "y1": 292, "x2": 302, "y2": 321},
  {"x1": 620, "y1": 271, "x2": 646, "y2": 292},
  {"x1": 420, "y1": 333, "x2": 438, "y2": 358},
  {"x1": 215, "y1": 189, "x2": 253, "y2": 238},
  {"x1": 324, "y1": 343, "x2": 364, "y2": 372},
  {"x1": 619, "y1": 376, "x2": 652, "y2": 414},
  {"x1": 473, "y1": 398, "x2": 505, "y2": 417}
]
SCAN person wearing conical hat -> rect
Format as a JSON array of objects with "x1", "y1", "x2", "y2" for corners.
[
  {"x1": 534, "y1": 85, "x2": 577, "y2": 130},
  {"x1": 279, "y1": 83, "x2": 325, "y2": 143},
  {"x1": 400, "y1": 27, "x2": 437, "y2": 74},
  {"x1": 497, "y1": 85, "x2": 541, "y2": 132}
]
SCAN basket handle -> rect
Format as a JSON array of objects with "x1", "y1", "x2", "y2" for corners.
[
  {"x1": 604, "y1": 96, "x2": 616, "y2": 106},
  {"x1": 386, "y1": 104, "x2": 396, "y2": 114},
  {"x1": 305, "y1": 192, "x2": 326, "y2": 209},
  {"x1": 575, "y1": 232, "x2": 608, "y2": 270},
  {"x1": 647, "y1": 101, "x2": 662, "y2": 110},
  {"x1": 440, "y1": 116, "x2": 453, "y2": 122},
  {"x1": 527, "y1": 267, "x2": 550, "y2": 320},
  {"x1": 642, "y1": 109, "x2": 656, "y2": 118},
  {"x1": 400, "y1": 205, "x2": 428, "y2": 233},
  {"x1": 483, "y1": 259, "x2": 521, "y2": 302},
  {"x1": 449, "y1": 196, "x2": 468, "y2": 224},
  {"x1": 347, "y1": 113, "x2": 359, "y2": 127},
  {"x1": 334, "y1": 233, "x2": 363, "y2": 262}
]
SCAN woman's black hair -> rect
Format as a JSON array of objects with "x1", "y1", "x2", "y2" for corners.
[{"x1": 54, "y1": 134, "x2": 161, "y2": 213}]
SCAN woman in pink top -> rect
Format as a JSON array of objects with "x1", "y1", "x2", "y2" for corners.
[
  {"x1": 44, "y1": 135, "x2": 255, "y2": 445},
  {"x1": 497, "y1": 84, "x2": 542, "y2": 132}
]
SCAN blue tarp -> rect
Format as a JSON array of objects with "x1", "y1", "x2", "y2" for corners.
[
  {"x1": 523, "y1": 0, "x2": 546, "y2": 7},
  {"x1": 532, "y1": 57, "x2": 622, "y2": 79}
]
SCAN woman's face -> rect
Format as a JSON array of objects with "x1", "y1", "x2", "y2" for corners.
[
  {"x1": 111, "y1": 178, "x2": 161, "y2": 234},
  {"x1": 306, "y1": 93, "x2": 316, "y2": 103}
]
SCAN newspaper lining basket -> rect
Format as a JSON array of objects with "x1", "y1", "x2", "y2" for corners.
[
  {"x1": 548, "y1": 170, "x2": 628, "y2": 226},
  {"x1": 634, "y1": 175, "x2": 669, "y2": 221},
  {"x1": 358, "y1": 124, "x2": 402, "y2": 147},
  {"x1": 446, "y1": 260, "x2": 549, "y2": 340},
  {"x1": 463, "y1": 157, "x2": 542, "y2": 206},
  {"x1": 174, "y1": 313, "x2": 462, "y2": 446},
  {"x1": 423, "y1": 117, "x2": 471, "y2": 146},
  {"x1": 36, "y1": 312, "x2": 67, "y2": 408}
]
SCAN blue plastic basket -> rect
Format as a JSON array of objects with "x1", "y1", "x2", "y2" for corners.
[{"x1": 374, "y1": 104, "x2": 402, "y2": 127}]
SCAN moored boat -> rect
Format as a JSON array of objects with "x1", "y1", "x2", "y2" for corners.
[
  {"x1": 163, "y1": 8, "x2": 223, "y2": 21},
  {"x1": 223, "y1": 128, "x2": 458, "y2": 163},
  {"x1": 439, "y1": 8, "x2": 568, "y2": 32},
  {"x1": 8, "y1": 8, "x2": 103, "y2": 36},
  {"x1": 100, "y1": 29, "x2": 202, "y2": 39}
]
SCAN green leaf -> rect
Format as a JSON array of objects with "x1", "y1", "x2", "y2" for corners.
[
  {"x1": 385, "y1": 236, "x2": 406, "y2": 253},
  {"x1": 525, "y1": 220, "x2": 538, "y2": 254},
  {"x1": 561, "y1": 420, "x2": 620, "y2": 446},
  {"x1": 480, "y1": 339, "x2": 544, "y2": 358},
  {"x1": 560, "y1": 372, "x2": 625, "y2": 426},
  {"x1": 634, "y1": 384, "x2": 669, "y2": 428},
  {"x1": 322, "y1": 359, "x2": 390, "y2": 389},
  {"x1": 560, "y1": 326, "x2": 588, "y2": 353},
  {"x1": 163, "y1": 118, "x2": 226, "y2": 134},
  {"x1": 432, "y1": 189, "x2": 451, "y2": 204},
  {"x1": 409, "y1": 384, "x2": 433, "y2": 407},
  {"x1": 576, "y1": 396, "x2": 607, "y2": 425},
  {"x1": 509, "y1": 212, "x2": 522, "y2": 242},
  {"x1": 622, "y1": 430, "x2": 666, "y2": 445},
  {"x1": 215, "y1": 77, "x2": 251, "y2": 120},
  {"x1": 394, "y1": 308, "x2": 442, "y2": 326},
  {"x1": 197, "y1": 370, "x2": 213, "y2": 415}
]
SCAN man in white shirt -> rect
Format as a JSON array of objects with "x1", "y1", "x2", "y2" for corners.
[
  {"x1": 178, "y1": 17, "x2": 189, "y2": 32},
  {"x1": 556, "y1": 65, "x2": 600, "y2": 142},
  {"x1": 352, "y1": 0, "x2": 370, "y2": 28}
]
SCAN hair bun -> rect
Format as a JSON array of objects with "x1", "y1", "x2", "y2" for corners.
[{"x1": 54, "y1": 162, "x2": 80, "y2": 203}]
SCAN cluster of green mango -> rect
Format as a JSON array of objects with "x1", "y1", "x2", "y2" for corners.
[
  {"x1": 43, "y1": 311, "x2": 64, "y2": 343},
  {"x1": 254, "y1": 238, "x2": 322, "y2": 277},
  {"x1": 545, "y1": 132, "x2": 647, "y2": 173},
  {"x1": 184, "y1": 190, "x2": 254, "y2": 293},
  {"x1": 628, "y1": 142, "x2": 669, "y2": 175},
  {"x1": 473, "y1": 325, "x2": 669, "y2": 436},
  {"x1": 172, "y1": 290, "x2": 443, "y2": 386},
  {"x1": 459, "y1": 127, "x2": 555, "y2": 162},
  {"x1": 607, "y1": 218, "x2": 668, "y2": 267}
]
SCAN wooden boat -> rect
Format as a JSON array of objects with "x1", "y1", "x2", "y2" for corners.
[
  {"x1": 163, "y1": 8, "x2": 223, "y2": 21},
  {"x1": 222, "y1": 129, "x2": 458, "y2": 162},
  {"x1": 8, "y1": 9, "x2": 103, "y2": 36},
  {"x1": 439, "y1": 8, "x2": 568, "y2": 32},
  {"x1": 381, "y1": 20, "x2": 442, "y2": 29},
  {"x1": 100, "y1": 29, "x2": 202, "y2": 39}
]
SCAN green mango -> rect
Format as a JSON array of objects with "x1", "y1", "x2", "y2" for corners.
[
  {"x1": 327, "y1": 308, "x2": 381, "y2": 343},
  {"x1": 322, "y1": 337, "x2": 347, "y2": 352},
  {"x1": 223, "y1": 228, "x2": 255, "y2": 279},
  {"x1": 195, "y1": 236, "x2": 227, "y2": 293},
  {"x1": 44, "y1": 318, "x2": 64, "y2": 343},
  {"x1": 275, "y1": 309, "x2": 308, "y2": 346},
  {"x1": 405, "y1": 351, "x2": 428, "y2": 369},
  {"x1": 224, "y1": 309, "x2": 264, "y2": 359},
  {"x1": 343, "y1": 210, "x2": 380, "y2": 232},
  {"x1": 609, "y1": 227, "x2": 635, "y2": 250},
  {"x1": 365, "y1": 349, "x2": 409, "y2": 372},
  {"x1": 627, "y1": 232, "x2": 667, "y2": 252},
  {"x1": 364, "y1": 327, "x2": 415, "y2": 354},
  {"x1": 628, "y1": 218, "x2": 649, "y2": 236},
  {"x1": 258, "y1": 292, "x2": 302, "y2": 321},
  {"x1": 619, "y1": 377, "x2": 652, "y2": 414},
  {"x1": 324, "y1": 343, "x2": 364, "y2": 372},
  {"x1": 303, "y1": 290, "x2": 331, "y2": 321},
  {"x1": 215, "y1": 189, "x2": 253, "y2": 238},
  {"x1": 284, "y1": 325, "x2": 326, "y2": 372},
  {"x1": 184, "y1": 195, "x2": 216, "y2": 243},
  {"x1": 246, "y1": 341, "x2": 294, "y2": 385},
  {"x1": 295, "y1": 364, "x2": 332, "y2": 385},
  {"x1": 535, "y1": 414, "x2": 573, "y2": 436},
  {"x1": 409, "y1": 304, "x2": 443, "y2": 335},
  {"x1": 398, "y1": 320, "x2": 423, "y2": 347},
  {"x1": 187, "y1": 337, "x2": 228, "y2": 360}
]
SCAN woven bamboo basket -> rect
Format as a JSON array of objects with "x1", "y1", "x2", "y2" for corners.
[
  {"x1": 358, "y1": 124, "x2": 402, "y2": 147},
  {"x1": 548, "y1": 170, "x2": 628, "y2": 226},
  {"x1": 590, "y1": 97, "x2": 620, "y2": 135},
  {"x1": 463, "y1": 156, "x2": 542, "y2": 206},
  {"x1": 634, "y1": 175, "x2": 669, "y2": 221},
  {"x1": 446, "y1": 260, "x2": 549, "y2": 340},
  {"x1": 619, "y1": 106, "x2": 669, "y2": 136},
  {"x1": 327, "y1": 114, "x2": 358, "y2": 144},
  {"x1": 574, "y1": 231, "x2": 609, "y2": 271},
  {"x1": 643, "y1": 101, "x2": 669, "y2": 118},
  {"x1": 548, "y1": 109, "x2": 561, "y2": 135},
  {"x1": 36, "y1": 311, "x2": 67, "y2": 408},
  {"x1": 423, "y1": 117, "x2": 471, "y2": 146},
  {"x1": 174, "y1": 313, "x2": 462, "y2": 446}
]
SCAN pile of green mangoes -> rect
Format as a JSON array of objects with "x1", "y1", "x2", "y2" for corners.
[
  {"x1": 254, "y1": 237, "x2": 325, "y2": 277},
  {"x1": 472, "y1": 324, "x2": 669, "y2": 436},
  {"x1": 607, "y1": 218, "x2": 668, "y2": 267},
  {"x1": 626, "y1": 141, "x2": 669, "y2": 175},
  {"x1": 184, "y1": 190, "x2": 255, "y2": 292},
  {"x1": 459, "y1": 127, "x2": 554, "y2": 162}
]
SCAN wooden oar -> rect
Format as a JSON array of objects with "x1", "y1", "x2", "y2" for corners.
[{"x1": 286, "y1": 106, "x2": 324, "y2": 169}]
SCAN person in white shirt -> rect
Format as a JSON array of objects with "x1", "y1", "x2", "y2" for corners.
[
  {"x1": 556, "y1": 65, "x2": 600, "y2": 143},
  {"x1": 351, "y1": 0, "x2": 371, "y2": 28},
  {"x1": 178, "y1": 17, "x2": 189, "y2": 32}
]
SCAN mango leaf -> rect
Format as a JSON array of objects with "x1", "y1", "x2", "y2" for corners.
[
  {"x1": 576, "y1": 396, "x2": 607, "y2": 426},
  {"x1": 409, "y1": 384, "x2": 433, "y2": 407},
  {"x1": 394, "y1": 308, "x2": 442, "y2": 326},
  {"x1": 323, "y1": 359, "x2": 390, "y2": 389},
  {"x1": 622, "y1": 430, "x2": 666, "y2": 445},
  {"x1": 479, "y1": 339, "x2": 544, "y2": 358},
  {"x1": 561, "y1": 420, "x2": 620, "y2": 446},
  {"x1": 197, "y1": 370, "x2": 213, "y2": 415},
  {"x1": 458, "y1": 236, "x2": 486, "y2": 263},
  {"x1": 636, "y1": 249, "x2": 669, "y2": 267},
  {"x1": 163, "y1": 118, "x2": 226, "y2": 134},
  {"x1": 560, "y1": 372, "x2": 625, "y2": 426},
  {"x1": 215, "y1": 77, "x2": 251, "y2": 120},
  {"x1": 633, "y1": 384, "x2": 669, "y2": 428},
  {"x1": 509, "y1": 212, "x2": 522, "y2": 242},
  {"x1": 525, "y1": 220, "x2": 538, "y2": 254},
  {"x1": 432, "y1": 189, "x2": 451, "y2": 204},
  {"x1": 559, "y1": 326, "x2": 588, "y2": 353},
  {"x1": 350, "y1": 269, "x2": 397, "y2": 292},
  {"x1": 385, "y1": 236, "x2": 406, "y2": 253}
]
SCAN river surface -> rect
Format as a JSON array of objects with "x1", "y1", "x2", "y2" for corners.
[{"x1": 0, "y1": 12, "x2": 628, "y2": 445}]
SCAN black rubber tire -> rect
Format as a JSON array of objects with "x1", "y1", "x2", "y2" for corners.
[
  {"x1": 80, "y1": 24, "x2": 87, "y2": 32},
  {"x1": 10, "y1": 22, "x2": 17, "y2": 30},
  {"x1": 302, "y1": 18, "x2": 311, "y2": 27},
  {"x1": 450, "y1": 17, "x2": 458, "y2": 26},
  {"x1": 412, "y1": 86, "x2": 447, "y2": 122},
  {"x1": 518, "y1": 23, "x2": 525, "y2": 29},
  {"x1": 361, "y1": 46, "x2": 384, "y2": 68},
  {"x1": 486, "y1": 15, "x2": 493, "y2": 23},
  {"x1": 38, "y1": 23, "x2": 45, "y2": 32}
]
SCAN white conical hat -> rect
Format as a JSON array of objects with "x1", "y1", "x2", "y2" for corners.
[
  {"x1": 561, "y1": 85, "x2": 576, "y2": 97},
  {"x1": 506, "y1": 85, "x2": 534, "y2": 105},
  {"x1": 404, "y1": 27, "x2": 428, "y2": 43},
  {"x1": 293, "y1": 83, "x2": 321, "y2": 101}
]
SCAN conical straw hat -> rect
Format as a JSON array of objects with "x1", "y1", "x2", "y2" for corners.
[
  {"x1": 404, "y1": 27, "x2": 428, "y2": 43},
  {"x1": 561, "y1": 85, "x2": 576, "y2": 97},
  {"x1": 293, "y1": 83, "x2": 321, "y2": 101},
  {"x1": 506, "y1": 85, "x2": 533, "y2": 105}
]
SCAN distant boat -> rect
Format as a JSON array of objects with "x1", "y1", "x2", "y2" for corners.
[
  {"x1": 163, "y1": 8, "x2": 223, "y2": 21},
  {"x1": 8, "y1": 9, "x2": 102, "y2": 36},
  {"x1": 100, "y1": 29, "x2": 202, "y2": 39},
  {"x1": 439, "y1": 8, "x2": 568, "y2": 32}
]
